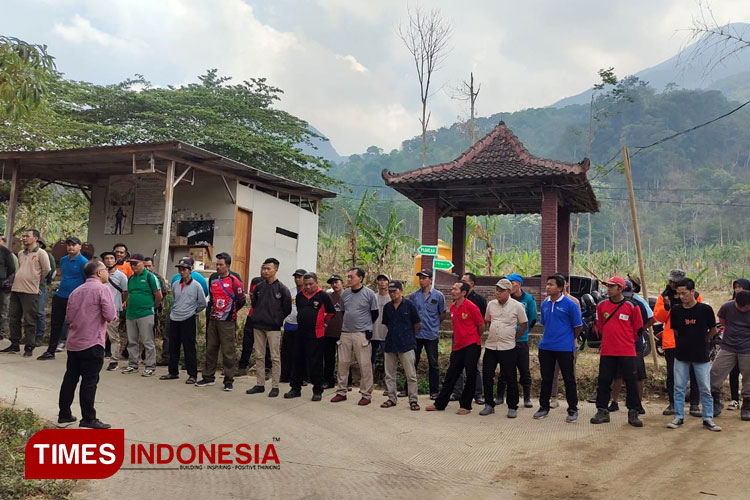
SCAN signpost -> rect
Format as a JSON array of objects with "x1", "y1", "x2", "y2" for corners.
[
  {"x1": 417, "y1": 245, "x2": 438, "y2": 256},
  {"x1": 432, "y1": 259, "x2": 454, "y2": 270}
]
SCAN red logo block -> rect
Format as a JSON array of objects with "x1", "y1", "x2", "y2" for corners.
[{"x1": 25, "y1": 429, "x2": 125, "y2": 479}]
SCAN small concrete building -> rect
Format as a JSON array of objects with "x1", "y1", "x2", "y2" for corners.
[{"x1": 0, "y1": 141, "x2": 335, "y2": 288}]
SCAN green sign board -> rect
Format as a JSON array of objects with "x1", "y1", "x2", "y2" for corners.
[
  {"x1": 433, "y1": 259, "x2": 454, "y2": 270},
  {"x1": 417, "y1": 245, "x2": 438, "y2": 256}
]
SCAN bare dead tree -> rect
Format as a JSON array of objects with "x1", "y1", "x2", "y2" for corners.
[
  {"x1": 398, "y1": 5, "x2": 452, "y2": 167},
  {"x1": 683, "y1": 1, "x2": 750, "y2": 76},
  {"x1": 447, "y1": 72, "x2": 481, "y2": 145}
]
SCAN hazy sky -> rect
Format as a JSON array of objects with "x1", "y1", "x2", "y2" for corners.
[{"x1": 2, "y1": 0, "x2": 747, "y2": 154}]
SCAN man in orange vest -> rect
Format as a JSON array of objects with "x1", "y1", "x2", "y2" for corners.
[{"x1": 654, "y1": 269, "x2": 704, "y2": 416}]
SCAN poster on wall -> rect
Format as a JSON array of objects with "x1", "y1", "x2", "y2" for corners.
[
  {"x1": 133, "y1": 175, "x2": 165, "y2": 224},
  {"x1": 105, "y1": 175, "x2": 135, "y2": 235}
]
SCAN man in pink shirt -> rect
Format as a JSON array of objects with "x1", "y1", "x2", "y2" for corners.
[{"x1": 57, "y1": 259, "x2": 117, "y2": 429}]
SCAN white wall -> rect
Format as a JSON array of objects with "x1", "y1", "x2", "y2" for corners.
[{"x1": 236, "y1": 183, "x2": 319, "y2": 290}]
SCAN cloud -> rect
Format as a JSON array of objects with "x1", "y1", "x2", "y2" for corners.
[
  {"x1": 335, "y1": 54, "x2": 368, "y2": 73},
  {"x1": 52, "y1": 14, "x2": 146, "y2": 54}
]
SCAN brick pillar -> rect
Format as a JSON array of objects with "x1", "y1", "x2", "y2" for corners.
[
  {"x1": 557, "y1": 207, "x2": 570, "y2": 276},
  {"x1": 452, "y1": 215, "x2": 466, "y2": 276},
  {"x1": 421, "y1": 199, "x2": 439, "y2": 271},
  {"x1": 540, "y1": 187, "x2": 559, "y2": 300}
]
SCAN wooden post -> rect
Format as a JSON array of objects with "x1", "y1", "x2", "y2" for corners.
[
  {"x1": 158, "y1": 160, "x2": 175, "y2": 278},
  {"x1": 5, "y1": 161, "x2": 19, "y2": 244},
  {"x1": 623, "y1": 147, "x2": 658, "y2": 369}
]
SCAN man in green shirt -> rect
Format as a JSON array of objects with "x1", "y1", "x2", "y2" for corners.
[{"x1": 122, "y1": 253, "x2": 162, "y2": 377}]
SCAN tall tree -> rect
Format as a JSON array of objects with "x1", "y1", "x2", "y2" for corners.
[
  {"x1": 397, "y1": 5, "x2": 452, "y2": 167},
  {"x1": 0, "y1": 36, "x2": 56, "y2": 121},
  {"x1": 448, "y1": 72, "x2": 481, "y2": 145}
]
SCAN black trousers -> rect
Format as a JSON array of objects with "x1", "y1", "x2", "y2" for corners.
[
  {"x1": 291, "y1": 330, "x2": 324, "y2": 394},
  {"x1": 483, "y1": 348, "x2": 519, "y2": 409},
  {"x1": 280, "y1": 327, "x2": 298, "y2": 382},
  {"x1": 595, "y1": 355, "x2": 641, "y2": 410},
  {"x1": 730, "y1": 363, "x2": 740, "y2": 401},
  {"x1": 497, "y1": 341, "x2": 531, "y2": 399},
  {"x1": 168, "y1": 317, "x2": 198, "y2": 378},
  {"x1": 47, "y1": 295, "x2": 68, "y2": 353},
  {"x1": 238, "y1": 320, "x2": 271, "y2": 370},
  {"x1": 59, "y1": 345, "x2": 104, "y2": 422},
  {"x1": 665, "y1": 348, "x2": 699, "y2": 405},
  {"x1": 414, "y1": 338, "x2": 440, "y2": 395},
  {"x1": 539, "y1": 349, "x2": 578, "y2": 411},
  {"x1": 434, "y1": 344, "x2": 481, "y2": 411}
]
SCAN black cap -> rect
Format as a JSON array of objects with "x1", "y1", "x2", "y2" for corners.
[
  {"x1": 376, "y1": 273, "x2": 390, "y2": 281},
  {"x1": 100, "y1": 251, "x2": 116, "y2": 259},
  {"x1": 293, "y1": 268, "x2": 307, "y2": 277},
  {"x1": 416, "y1": 269, "x2": 432, "y2": 278},
  {"x1": 387, "y1": 280, "x2": 403, "y2": 291},
  {"x1": 327, "y1": 274, "x2": 343, "y2": 284},
  {"x1": 129, "y1": 253, "x2": 145, "y2": 263},
  {"x1": 66, "y1": 236, "x2": 82, "y2": 245},
  {"x1": 176, "y1": 257, "x2": 193, "y2": 269}
]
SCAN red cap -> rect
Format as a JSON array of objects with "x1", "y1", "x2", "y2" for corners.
[{"x1": 603, "y1": 276, "x2": 626, "y2": 288}]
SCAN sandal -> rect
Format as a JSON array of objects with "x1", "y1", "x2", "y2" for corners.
[
  {"x1": 410, "y1": 402, "x2": 420, "y2": 411},
  {"x1": 185, "y1": 377, "x2": 196, "y2": 384},
  {"x1": 380, "y1": 400, "x2": 396, "y2": 408},
  {"x1": 159, "y1": 374, "x2": 179, "y2": 380},
  {"x1": 426, "y1": 405, "x2": 440, "y2": 411},
  {"x1": 456, "y1": 408, "x2": 471, "y2": 415}
]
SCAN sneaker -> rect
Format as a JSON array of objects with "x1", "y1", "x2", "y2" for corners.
[
  {"x1": 56, "y1": 416, "x2": 77, "y2": 428},
  {"x1": 628, "y1": 408, "x2": 643, "y2": 427},
  {"x1": 106, "y1": 362, "x2": 118, "y2": 371},
  {"x1": 268, "y1": 388, "x2": 279, "y2": 398},
  {"x1": 638, "y1": 405, "x2": 646, "y2": 415},
  {"x1": 507, "y1": 408, "x2": 518, "y2": 418},
  {"x1": 727, "y1": 400, "x2": 740, "y2": 410},
  {"x1": 479, "y1": 404, "x2": 495, "y2": 416},
  {"x1": 523, "y1": 398, "x2": 533, "y2": 408},
  {"x1": 429, "y1": 393, "x2": 438, "y2": 400},
  {"x1": 449, "y1": 394, "x2": 458, "y2": 402},
  {"x1": 311, "y1": 393, "x2": 322, "y2": 402},
  {"x1": 245, "y1": 385, "x2": 264, "y2": 394},
  {"x1": 121, "y1": 366, "x2": 138, "y2": 374},
  {"x1": 56, "y1": 342, "x2": 65, "y2": 352},
  {"x1": 590, "y1": 409, "x2": 610, "y2": 424},
  {"x1": 223, "y1": 383, "x2": 233, "y2": 392},
  {"x1": 607, "y1": 401, "x2": 619, "y2": 412},
  {"x1": 742, "y1": 399, "x2": 750, "y2": 421},
  {"x1": 79, "y1": 419, "x2": 111, "y2": 429},
  {"x1": 330, "y1": 394, "x2": 347, "y2": 403},
  {"x1": 284, "y1": 389, "x2": 301, "y2": 399},
  {"x1": 703, "y1": 419, "x2": 722, "y2": 432},
  {"x1": 141, "y1": 369, "x2": 155, "y2": 377},
  {"x1": 662, "y1": 404, "x2": 675, "y2": 416},
  {"x1": 533, "y1": 408, "x2": 549, "y2": 419},
  {"x1": 666, "y1": 418, "x2": 684, "y2": 429},
  {"x1": 495, "y1": 396, "x2": 504, "y2": 405},
  {"x1": 549, "y1": 398, "x2": 559, "y2": 409},
  {"x1": 586, "y1": 393, "x2": 597, "y2": 403},
  {"x1": 689, "y1": 405, "x2": 702, "y2": 417},
  {"x1": 474, "y1": 396, "x2": 485, "y2": 405},
  {"x1": 357, "y1": 397, "x2": 371, "y2": 406},
  {"x1": 37, "y1": 351, "x2": 55, "y2": 360},
  {"x1": 23, "y1": 349, "x2": 34, "y2": 357},
  {"x1": 566, "y1": 410, "x2": 579, "y2": 423},
  {"x1": 195, "y1": 378, "x2": 215, "y2": 387},
  {"x1": 0, "y1": 344, "x2": 20, "y2": 353}
]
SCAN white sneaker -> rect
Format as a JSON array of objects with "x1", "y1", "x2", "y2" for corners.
[
  {"x1": 703, "y1": 419, "x2": 722, "y2": 432},
  {"x1": 55, "y1": 342, "x2": 65, "y2": 352},
  {"x1": 549, "y1": 398, "x2": 560, "y2": 409},
  {"x1": 141, "y1": 369, "x2": 155, "y2": 377},
  {"x1": 666, "y1": 417, "x2": 684, "y2": 429},
  {"x1": 727, "y1": 400, "x2": 740, "y2": 410}
]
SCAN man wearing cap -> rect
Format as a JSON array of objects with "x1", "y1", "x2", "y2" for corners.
[
  {"x1": 280, "y1": 269, "x2": 306, "y2": 383},
  {"x1": 38, "y1": 237, "x2": 88, "y2": 360},
  {"x1": 121, "y1": 253, "x2": 162, "y2": 377},
  {"x1": 170, "y1": 256, "x2": 208, "y2": 295},
  {"x1": 2, "y1": 229, "x2": 51, "y2": 356},
  {"x1": 381, "y1": 280, "x2": 421, "y2": 410},
  {"x1": 654, "y1": 268, "x2": 703, "y2": 415},
  {"x1": 100, "y1": 252, "x2": 128, "y2": 371},
  {"x1": 590, "y1": 276, "x2": 645, "y2": 427},
  {"x1": 409, "y1": 270, "x2": 447, "y2": 399},
  {"x1": 285, "y1": 273, "x2": 334, "y2": 401},
  {"x1": 480, "y1": 278, "x2": 528, "y2": 418},
  {"x1": 427, "y1": 281, "x2": 484, "y2": 415},
  {"x1": 160, "y1": 258, "x2": 206, "y2": 383},
  {"x1": 497, "y1": 273, "x2": 537, "y2": 408},
  {"x1": 331, "y1": 267, "x2": 379, "y2": 405},
  {"x1": 247, "y1": 258, "x2": 292, "y2": 397},
  {"x1": 323, "y1": 274, "x2": 347, "y2": 389},
  {"x1": 371, "y1": 273, "x2": 392, "y2": 381}
]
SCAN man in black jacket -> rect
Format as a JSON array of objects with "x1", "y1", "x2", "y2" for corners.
[
  {"x1": 246, "y1": 258, "x2": 292, "y2": 398},
  {"x1": 0, "y1": 237, "x2": 16, "y2": 340}
]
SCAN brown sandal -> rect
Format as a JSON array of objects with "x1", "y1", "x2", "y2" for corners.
[
  {"x1": 185, "y1": 377, "x2": 196, "y2": 384},
  {"x1": 380, "y1": 400, "x2": 396, "y2": 408},
  {"x1": 456, "y1": 408, "x2": 471, "y2": 415},
  {"x1": 410, "y1": 402, "x2": 420, "y2": 411}
]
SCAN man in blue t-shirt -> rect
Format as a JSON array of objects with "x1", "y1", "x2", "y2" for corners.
[
  {"x1": 38, "y1": 237, "x2": 88, "y2": 360},
  {"x1": 408, "y1": 270, "x2": 447, "y2": 399},
  {"x1": 534, "y1": 274, "x2": 583, "y2": 422}
]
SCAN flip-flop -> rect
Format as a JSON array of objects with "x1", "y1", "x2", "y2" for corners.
[
  {"x1": 410, "y1": 402, "x2": 420, "y2": 411},
  {"x1": 185, "y1": 377, "x2": 196, "y2": 384},
  {"x1": 456, "y1": 408, "x2": 471, "y2": 415}
]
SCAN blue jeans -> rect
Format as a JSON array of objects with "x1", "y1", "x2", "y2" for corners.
[
  {"x1": 35, "y1": 287, "x2": 48, "y2": 339},
  {"x1": 674, "y1": 359, "x2": 713, "y2": 420}
]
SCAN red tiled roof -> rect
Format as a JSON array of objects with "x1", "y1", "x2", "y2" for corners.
[{"x1": 382, "y1": 121, "x2": 590, "y2": 184}]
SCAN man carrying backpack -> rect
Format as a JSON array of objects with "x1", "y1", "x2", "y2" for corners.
[{"x1": 121, "y1": 253, "x2": 162, "y2": 377}]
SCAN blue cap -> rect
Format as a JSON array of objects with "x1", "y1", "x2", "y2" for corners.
[{"x1": 506, "y1": 273, "x2": 523, "y2": 285}]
